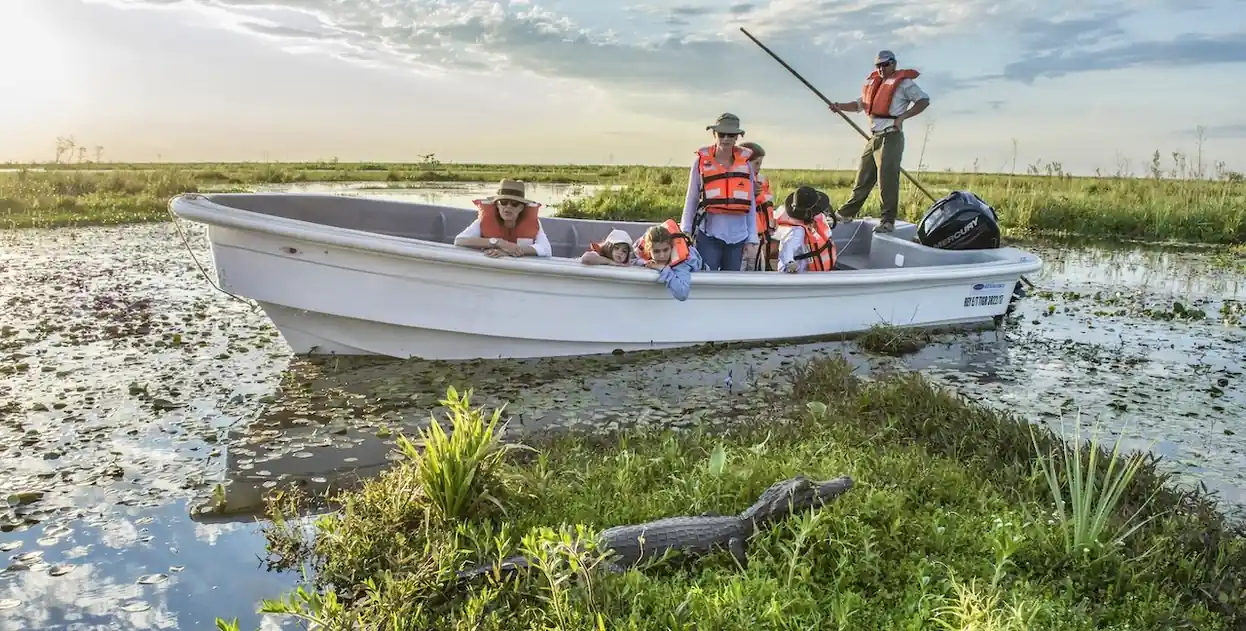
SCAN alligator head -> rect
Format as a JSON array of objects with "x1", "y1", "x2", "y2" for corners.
[{"x1": 738, "y1": 475, "x2": 854, "y2": 526}]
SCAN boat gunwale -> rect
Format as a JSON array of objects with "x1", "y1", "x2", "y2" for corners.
[{"x1": 170, "y1": 192, "x2": 1044, "y2": 287}]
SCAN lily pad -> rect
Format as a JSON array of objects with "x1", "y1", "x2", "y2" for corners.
[
  {"x1": 6, "y1": 492, "x2": 43, "y2": 506},
  {"x1": 151, "y1": 399, "x2": 185, "y2": 411},
  {"x1": 136, "y1": 573, "x2": 168, "y2": 585}
]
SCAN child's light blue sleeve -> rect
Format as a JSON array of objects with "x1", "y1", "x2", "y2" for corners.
[{"x1": 658, "y1": 247, "x2": 701, "y2": 301}]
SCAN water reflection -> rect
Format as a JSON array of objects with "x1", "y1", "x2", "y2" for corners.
[
  {"x1": 0, "y1": 502, "x2": 292, "y2": 631},
  {"x1": 1026, "y1": 242, "x2": 1245, "y2": 299}
]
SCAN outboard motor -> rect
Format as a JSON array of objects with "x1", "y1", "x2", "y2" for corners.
[
  {"x1": 916, "y1": 191, "x2": 1027, "y2": 320},
  {"x1": 915, "y1": 191, "x2": 1001, "y2": 251}
]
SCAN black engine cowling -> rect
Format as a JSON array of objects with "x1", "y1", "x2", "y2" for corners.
[{"x1": 916, "y1": 191, "x2": 1001, "y2": 250}]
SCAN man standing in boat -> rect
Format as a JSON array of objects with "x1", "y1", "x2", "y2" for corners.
[{"x1": 827, "y1": 50, "x2": 930, "y2": 234}]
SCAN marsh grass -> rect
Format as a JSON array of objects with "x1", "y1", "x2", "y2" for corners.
[
  {"x1": 0, "y1": 168, "x2": 216, "y2": 229},
  {"x1": 221, "y1": 357, "x2": 1246, "y2": 630},
  {"x1": 4, "y1": 159, "x2": 1243, "y2": 244},
  {"x1": 557, "y1": 168, "x2": 1246, "y2": 246},
  {"x1": 856, "y1": 323, "x2": 930, "y2": 356},
  {"x1": 0, "y1": 163, "x2": 630, "y2": 229}
]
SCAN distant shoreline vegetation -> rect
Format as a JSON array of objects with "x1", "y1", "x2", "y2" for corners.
[{"x1": 1, "y1": 154, "x2": 1243, "y2": 245}]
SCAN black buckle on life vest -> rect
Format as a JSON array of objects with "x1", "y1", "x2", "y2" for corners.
[
  {"x1": 754, "y1": 230, "x2": 777, "y2": 271},
  {"x1": 794, "y1": 236, "x2": 835, "y2": 271}
]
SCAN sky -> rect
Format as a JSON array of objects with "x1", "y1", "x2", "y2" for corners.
[{"x1": 1, "y1": 0, "x2": 1244, "y2": 175}]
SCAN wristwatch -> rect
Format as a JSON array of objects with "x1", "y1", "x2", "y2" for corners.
[{"x1": 489, "y1": 237, "x2": 499, "y2": 247}]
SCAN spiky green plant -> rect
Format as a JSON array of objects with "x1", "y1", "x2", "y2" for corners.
[
  {"x1": 396, "y1": 385, "x2": 529, "y2": 521},
  {"x1": 1029, "y1": 413, "x2": 1162, "y2": 560}
]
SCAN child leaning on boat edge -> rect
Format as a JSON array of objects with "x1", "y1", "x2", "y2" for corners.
[
  {"x1": 634, "y1": 220, "x2": 702, "y2": 301},
  {"x1": 581, "y1": 221, "x2": 701, "y2": 301},
  {"x1": 580, "y1": 229, "x2": 636, "y2": 266}
]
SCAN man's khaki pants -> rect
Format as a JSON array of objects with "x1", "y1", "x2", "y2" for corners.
[{"x1": 837, "y1": 129, "x2": 904, "y2": 223}]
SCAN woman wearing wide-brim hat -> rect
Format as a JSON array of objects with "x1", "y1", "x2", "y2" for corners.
[
  {"x1": 454, "y1": 179, "x2": 553, "y2": 258},
  {"x1": 678, "y1": 112, "x2": 760, "y2": 271}
]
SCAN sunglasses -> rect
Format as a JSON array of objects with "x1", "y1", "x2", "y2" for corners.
[
  {"x1": 717, "y1": 132, "x2": 740, "y2": 139},
  {"x1": 496, "y1": 199, "x2": 524, "y2": 207},
  {"x1": 876, "y1": 60, "x2": 894, "y2": 68}
]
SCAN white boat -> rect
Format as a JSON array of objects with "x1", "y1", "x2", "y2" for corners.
[{"x1": 168, "y1": 192, "x2": 1043, "y2": 360}]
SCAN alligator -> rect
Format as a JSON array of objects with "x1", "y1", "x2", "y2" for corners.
[{"x1": 455, "y1": 474, "x2": 854, "y2": 581}]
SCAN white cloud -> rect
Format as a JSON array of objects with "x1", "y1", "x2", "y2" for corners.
[
  {"x1": 72, "y1": 0, "x2": 1040, "y2": 93},
  {"x1": 65, "y1": 0, "x2": 1246, "y2": 170},
  {"x1": 83, "y1": 0, "x2": 1245, "y2": 102}
]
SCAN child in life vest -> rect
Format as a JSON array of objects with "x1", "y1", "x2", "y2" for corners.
[
  {"x1": 634, "y1": 219, "x2": 703, "y2": 301},
  {"x1": 776, "y1": 186, "x2": 838, "y2": 274},
  {"x1": 738, "y1": 142, "x2": 777, "y2": 271},
  {"x1": 580, "y1": 229, "x2": 636, "y2": 266}
]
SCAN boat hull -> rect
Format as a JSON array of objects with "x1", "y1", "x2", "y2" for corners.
[{"x1": 173, "y1": 193, "x2": 1043, "y2": 360}]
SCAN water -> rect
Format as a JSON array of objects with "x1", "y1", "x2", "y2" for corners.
[
  {"x1": 0, "y1": 503, "x2": 287, "y2": 630},
  {"x1": 1, "y1": 186, "x2": 1243, "y2": 628}
]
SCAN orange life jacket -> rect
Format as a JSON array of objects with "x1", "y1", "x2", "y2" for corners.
[
  {"x1": 696, "y1": 145, "x2": 754, "y2": 215},
  {"x1": 751, "y1": 175, "x2": 778, "y2": 270},
  {"x1": 636, "y1": 219, "x2": 692, "y2": 268},
  {"x1": 473, "y1": 199, "x2": 542, "y2": 242},
  {"x1": 776, "y1": 210, "x2": 836, "y2": 272},
  {"x1": 754, "y1": 174, "x2": 776, "y2": 237},
  {"x1": 861, "y1": 68, "x2": 920, "y2": 119}
]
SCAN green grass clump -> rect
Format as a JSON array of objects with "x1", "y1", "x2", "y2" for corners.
[
  {"x1": 397, "y1": 386, "x2": 531, "y2": 521},
  {"x1": 856, "y1": 323, "x2": 931, "y2": 356},
  {"x1": 0, "y1": 169, "x2": 209, "y2": 229},
  {"x1": 217, "y1": 357, "x2": 1246, "y2": 631}
]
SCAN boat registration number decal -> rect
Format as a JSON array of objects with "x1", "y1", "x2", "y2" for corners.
[{"x1": 964, "y1": 294, "x2": 1006, "y2": 307}]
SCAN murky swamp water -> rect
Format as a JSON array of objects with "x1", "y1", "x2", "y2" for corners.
[{"x1": 0, "y1": 183, "x2": 1243, "y2": 629}]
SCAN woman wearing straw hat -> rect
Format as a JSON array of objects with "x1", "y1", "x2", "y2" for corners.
[
  {"x1": 678, "y1": 113, "x2": 760, "y2": 271},
  {"x1": 454, "y1": 179, "x2": 552, "y2": 258}
]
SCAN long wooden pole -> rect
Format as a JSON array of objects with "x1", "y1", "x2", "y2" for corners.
[{"x1": 738, "y1": 27, "x2": 938, "y2": 203}]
